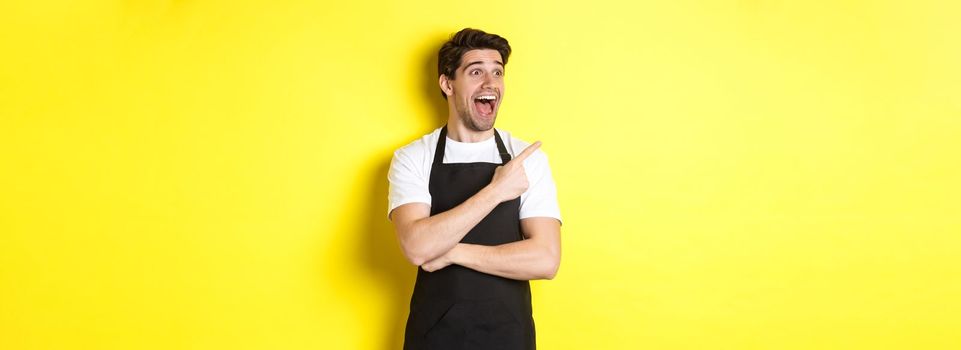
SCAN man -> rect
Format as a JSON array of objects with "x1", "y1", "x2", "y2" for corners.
[{"x1": 387, "y1": 28, "x2": 562, "y2": 349}]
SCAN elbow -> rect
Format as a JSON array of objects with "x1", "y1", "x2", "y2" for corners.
[
  {"x1": 541, "y1": 262, "x2": 559, "y2": 280},
  {"x1": 408, "y1": 255, "x2": 429, "y2": 267},
  {"x1": 397, "y1": 223, "x2": 430, "y2": 266},
  {"x1": 539, "y1": 250, "x2": 561, "y2": 280},
  {"x1": 399, "y1": 237, "x2": 435, "y2": 267},
  {"x1": 404, "y1": 253, "x2": 426, "y2": 267},
  {"x1": 401, "y1": 243, "x2": 430, "y2": 267}
]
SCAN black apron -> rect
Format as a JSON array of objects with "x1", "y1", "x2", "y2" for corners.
[{"x1": 403, "y1": 126, "x2": 536, "y2": 350}]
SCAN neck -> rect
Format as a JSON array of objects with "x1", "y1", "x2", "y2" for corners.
[{"x1": 446, "y1": 116, "x2": 494, "y2": 143}]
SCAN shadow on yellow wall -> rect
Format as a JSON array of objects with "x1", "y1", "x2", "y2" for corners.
[
  {"x1": 357, "y1": 159, "x2": 413, "y2": 349},
  {"x1": 346, "y1": 38, "x2": 448, "y2": 349}
]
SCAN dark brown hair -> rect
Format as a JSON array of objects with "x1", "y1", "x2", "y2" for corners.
[{"x1": 437, "y1": 28, "x2": 511, "y2": 99}]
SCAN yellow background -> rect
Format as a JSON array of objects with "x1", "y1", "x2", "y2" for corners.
[{"x1": 2, "y1": 1, "x2": 959, "y2": 349}]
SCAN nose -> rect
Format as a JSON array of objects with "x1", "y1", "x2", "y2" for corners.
[{"x1": 481, "y1": 72, "x2": 496, "y2": 88}]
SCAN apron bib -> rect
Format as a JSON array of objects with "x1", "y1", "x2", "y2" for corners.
[{"x1": 403, "y1": 126, "x2": 536, "y2": 350}]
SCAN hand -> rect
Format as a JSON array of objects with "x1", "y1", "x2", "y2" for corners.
[
  {"x1": 420, "y1": 248, "x2": 456, "y2": 272},
  {"x1": 489, "y1": 141, "x2": 541, "y2": 202}
]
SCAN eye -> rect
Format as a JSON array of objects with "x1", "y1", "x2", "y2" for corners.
[
  {"x1": 494, "y1": 70, "x2": 503, "y2": 77},
  {"x1": 470, "y1": 69, "x2": 481, "y2": 76}
]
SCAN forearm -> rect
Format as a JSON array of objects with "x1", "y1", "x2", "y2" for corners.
[
  {"x1": 451, "y1": 238, "x2": 560, "y2": 281},
  {"x1": 402, "y1": 185, "x2": 502, "y2": 265}
]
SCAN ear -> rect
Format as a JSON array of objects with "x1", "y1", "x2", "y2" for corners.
[{"x1": 439, "y1": 74, "x2": 454, "y2": 98}]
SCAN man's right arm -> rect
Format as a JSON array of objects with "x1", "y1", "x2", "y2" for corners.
[
  {"x1": 390, "y1": 141, "x2": 542, "y2": 266},
  {"x1": 390, "y1": 187, "x2": 502, "y2": 266}
]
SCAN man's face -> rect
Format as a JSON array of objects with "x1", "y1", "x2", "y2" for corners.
[{"x1": 443, "y1": 49, "x2": 505, "y2": 132}]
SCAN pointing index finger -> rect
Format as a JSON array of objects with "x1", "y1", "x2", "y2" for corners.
[{"x1": 513, "y1": 141, "x2": 541, "y2": 163}]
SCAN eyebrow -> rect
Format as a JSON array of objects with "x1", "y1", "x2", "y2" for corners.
[{"x1": 463, "y1": 60, "x2": 505, "y2": 70}]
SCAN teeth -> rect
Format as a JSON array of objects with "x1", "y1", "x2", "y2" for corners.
[{"x1": 476, "y1": 95, "x2": 496, "y2": 100}]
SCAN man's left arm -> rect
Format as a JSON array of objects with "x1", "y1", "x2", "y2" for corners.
[{"x1": 421, "y1": 217, "x2": 561, "y2": 280}]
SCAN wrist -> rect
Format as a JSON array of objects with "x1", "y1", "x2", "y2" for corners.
[
  {"x1": 449, "y1": 243, "x2": 470, "y2": 266},
  {"x1": 481, "y1": 183, "x2": 504, "y2": 204}
]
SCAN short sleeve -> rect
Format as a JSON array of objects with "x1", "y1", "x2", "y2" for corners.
[
  {"x1": 387, "y1": 149, "x2": 431, "y2": 219},
  {"x1": 519, "y1": 150, "x2": 562, "y2": 224}
]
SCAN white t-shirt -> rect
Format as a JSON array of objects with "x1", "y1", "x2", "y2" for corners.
[{"x1": 388, "y1": 127, "x2": 562, "y2": 224}]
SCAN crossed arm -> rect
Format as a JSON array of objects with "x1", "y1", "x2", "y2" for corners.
[
  {"x1": 389, "y1": 142, "x2": 561, "y2": 281},
  {"x1": 424, "y1": 217, "x2": 560, "y2": 280}
]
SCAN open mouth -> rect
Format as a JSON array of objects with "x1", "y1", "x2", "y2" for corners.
[{"x1": 473, "y1": 94, "x2": 497, "y2": 117}]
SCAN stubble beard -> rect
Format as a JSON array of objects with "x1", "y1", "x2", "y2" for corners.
[{"x1": 457, "y1": 101, "x2": 495, "y2": 132}]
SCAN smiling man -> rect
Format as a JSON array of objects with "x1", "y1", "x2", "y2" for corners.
[{"x1": 387, "y1": 28, "x2": 562, "y2": 349}]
